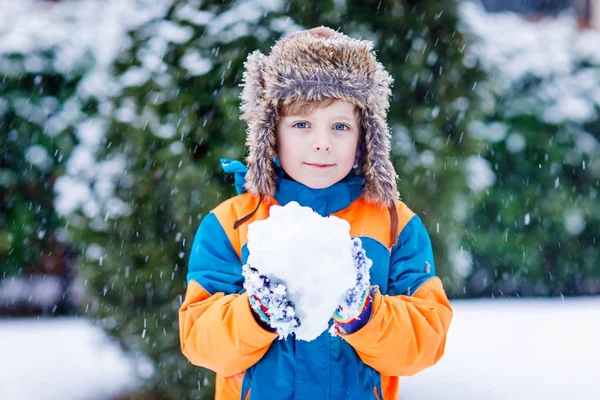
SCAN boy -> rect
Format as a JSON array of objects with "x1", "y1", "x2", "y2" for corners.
[{"x1": 179, "y1": 27, "x2": 453, "y2": 400}]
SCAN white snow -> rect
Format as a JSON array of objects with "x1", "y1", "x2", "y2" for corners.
[
  {"x1": 465, "y1": 156, "x2": 496, "y2": 192},
  {"x1": 0, "y1": 318, "x2": 139, "y2": 400},
  {"x1": 180, "y1": 49, "x2": 213, "y2": 76},
  {"x1": 246, "y1": 202, "x2": 356, "y2": 341},
  {"x1": 25, "y1": 145, "x2": 52, "y2": 172},
  {"x1": 401, "y1": 297, "x2": 600, "y2": 400},
  {"x1": 119, "y1": 66, "x2": 152, "y2": 88},
  {"x1": 0, "y1": 276, "x2": 63, "y2": 310},
  {"x1": 156, "y1": 20, "x2": 194, "y2": 44},
  {"x1": 0, "y1": 0, "x2": 170, "y2": 76},
  {"x1": 460, "y1": 2, "x2": 600, "y2": 124},
  {"x1": 564, "y1": 209, "x2": 586, "y2": 236},
  {"x1": 208, "y1": 0, "x2": 285, "y2": 39},
  {"x1": 0, "y1": 0, "x2": 170, "y2": 224},
  {"x1": 451, "y1": 248, "x2": 473, "y2": 278},
  {"x1": 173, "y1": 2, "x2": 213, "y2": 26},
  {"x1": 54, "y1": 176, "x2": 95, "y2": 217},
  {"x1": 576, "y1": 132, "x2": 600, "y2": 154},
  {"x1": 468, "y1": 120, "x2": 507, "y2": 143},
  {"x1": 506, "y1": 132, "x2": 526, "y2": 153}
]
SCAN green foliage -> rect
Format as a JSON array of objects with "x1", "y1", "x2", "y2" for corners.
[
  {"x1": 71, "y1": 1, "x2": 274, "y2": 397},
  {"x1": 461, "y1": 6, "x2": 600, "y2": 297},
  {"x1": 0, "y1": 53, "x2": 80, "y2": 282},
  {"x1": 466, "y1": 109, "x2": 600, "y2": 297}
]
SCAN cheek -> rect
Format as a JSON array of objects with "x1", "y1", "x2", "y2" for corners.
[
  {"x1": 341, "y1": 136, "x2": 359, "y2": 165},
  {"x1": 342, "y1": 150, "x2": 357, "y2": 168},
  {"x1": 276, "y1": 130, "x2": 301, "y2": 165}
]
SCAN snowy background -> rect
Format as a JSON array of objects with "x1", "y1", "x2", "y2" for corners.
[
  {"x1": 2, "y1": 298, "x2": 599, "y2": 400},
  {"x1": 401, "y1": 297, "x2": 600, "y2": 400},
  {"x1": 2, "y1": 0, "x2": 600, "y2": 399},
  {"x1": 0, "y1": 318, "x2": 139, "y2": 400}
]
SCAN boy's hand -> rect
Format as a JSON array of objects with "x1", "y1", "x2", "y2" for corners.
[
  {"x1": 242, "y1": 265, "x2": 300, "y2": 339},
  {"x1": 333, "y1": 238, "x2": 374, "y2": 334}
]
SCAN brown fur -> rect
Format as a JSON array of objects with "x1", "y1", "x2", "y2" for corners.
[{"x1": 240, "y1": 27, "x2": 398, "y2": 206}]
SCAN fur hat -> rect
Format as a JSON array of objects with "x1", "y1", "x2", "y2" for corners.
[{"x1": 240, "y1": 26, "x2": 398, "y2": 207}]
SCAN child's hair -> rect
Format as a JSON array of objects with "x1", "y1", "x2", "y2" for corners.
[{"x1": 279, "y1": 99, "x2": 362, "y2": 121}]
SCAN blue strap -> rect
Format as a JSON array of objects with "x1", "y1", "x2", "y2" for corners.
[{"x1": 220, "y1": 158, "x2": 248, "y2": 195}]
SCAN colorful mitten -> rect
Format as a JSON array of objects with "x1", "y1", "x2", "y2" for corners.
[
  {"x1": 333, "y1": 238, "x2": 374, "y2": 334},
  {"x1": 242, "y1": 264, "x2": 300, "y2": 339}
]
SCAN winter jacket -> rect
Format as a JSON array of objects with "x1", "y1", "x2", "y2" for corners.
[{"x1": 179, "y1": 162, "x2": 453, "y2": 400}]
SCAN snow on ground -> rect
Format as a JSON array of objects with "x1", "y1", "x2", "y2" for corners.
[
  {"x1": 0, "y1": 318, "x2": 139, "y2": 400},
  {"x1": 2, "y1": 298, "x2": 599, "y2": 399},
  {"x1": 402, "y1": 297, "x2": 600, "y2": 400}
]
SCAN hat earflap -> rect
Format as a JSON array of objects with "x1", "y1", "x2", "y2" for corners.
[
  {"x1": 360, "y1": 108, "x2": 398, "y2": 205},
  {"x1": 243, "y1": 103, "x2": 278, "y2": 197},
  {"x1": 240, "y1": 50, "x2": 268, "y2": 122}
]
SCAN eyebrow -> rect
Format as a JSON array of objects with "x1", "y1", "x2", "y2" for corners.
[
  {"x1": 283, "y1": 114, "x2": 356, "y2": 122},
  {"x1": 282, "y1": 113, "x2": 357, "y2": 123},
  {"x1": 329, "y1": 115, "x2": 355, "y2": 122}
]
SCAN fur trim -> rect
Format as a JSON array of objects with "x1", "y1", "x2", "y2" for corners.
[{"x1": 240, "y1": 27, "x2": 398, "y2": 205}]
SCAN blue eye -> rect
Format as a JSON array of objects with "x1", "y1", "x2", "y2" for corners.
[
  {"x1": 293, "y1": 122, "x2": 309, "y2": 129},
  {"x1": 333, "y1": 123, "x2": 349, "y2": 131}
]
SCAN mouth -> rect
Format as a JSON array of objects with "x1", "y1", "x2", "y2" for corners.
[{"x1": 304, "y1": 162, "x2": 335, "y2": 169}]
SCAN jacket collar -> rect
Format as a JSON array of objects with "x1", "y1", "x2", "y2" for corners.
[{"x1": 221, "y1": 158, "x2": 363, "y2": 216}]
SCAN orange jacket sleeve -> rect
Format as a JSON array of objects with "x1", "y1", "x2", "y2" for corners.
[
  {"x1": 178, "y1": 211, "x2": 278, "y2": 377},
  {"x1": 340, "y1": 278, "x2": 452, "y2": 376}
]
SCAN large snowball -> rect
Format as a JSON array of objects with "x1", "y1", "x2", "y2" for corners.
[{"x1": 246, "y1": 202, "x2": 357, "y2": 341}]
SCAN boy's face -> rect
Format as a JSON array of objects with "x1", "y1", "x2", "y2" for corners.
[{"x1": 276, "y1": 100, "x2": 360, "y2": 189}]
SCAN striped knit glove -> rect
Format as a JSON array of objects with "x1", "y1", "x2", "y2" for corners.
[
  {"x1": 333, "y1": 238, "x2": 374, "y2": 334},
  {"x1": 242, "y1": 264, "x2": 300, "y2": 339}
]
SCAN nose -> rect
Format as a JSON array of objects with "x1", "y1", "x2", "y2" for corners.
[{"x1": 312, "y1": 129, "x2": 331, "y2": 152}]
